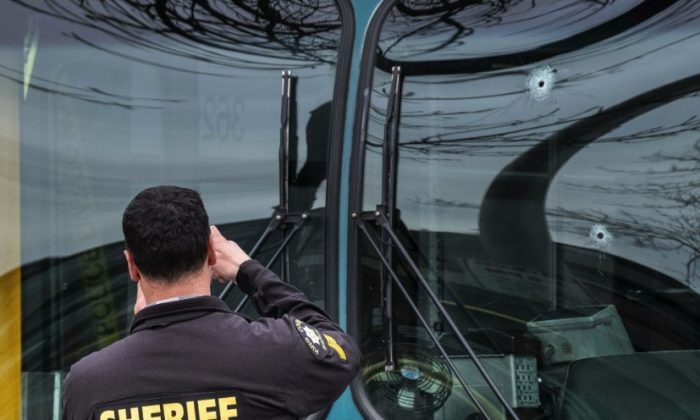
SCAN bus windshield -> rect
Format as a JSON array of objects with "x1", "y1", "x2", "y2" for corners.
[
  {"x1": 353, "y1": 1, "x2": 700, "y2": 419},
  {"x1": 0, "y1": 1, "x2": 344, "y2": 417}
]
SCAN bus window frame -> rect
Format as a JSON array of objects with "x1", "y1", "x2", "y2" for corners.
[
  {"x1": 346, "y1": 0, "x2": 401, "y2": 418},
  {"x1": 325, "y1": 0, "x2": 356, "y2": 321}
]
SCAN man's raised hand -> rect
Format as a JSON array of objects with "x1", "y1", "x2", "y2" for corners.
[{"x1": 210, "y1": 225, "x2": 251, "y2": 283}]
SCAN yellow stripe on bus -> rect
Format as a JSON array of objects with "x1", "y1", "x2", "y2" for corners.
[
  {"x1": 0, "y1": 268, "x2": 21, "y2": 419},
  {"x1": 0, "y1": 48, "x2": 21, "y2": 419}
]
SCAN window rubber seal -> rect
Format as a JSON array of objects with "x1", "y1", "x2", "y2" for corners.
[
  {"x1": 324, "y1": 0, "x2": 356, "y2": 320},
  {"x1": 345, "y1": 1, "x2": 401, "y2": 419}
]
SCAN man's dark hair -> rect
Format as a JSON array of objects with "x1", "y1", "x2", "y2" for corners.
[{"x1": 122, "y1": 186, "x2": 209, "y2": 282}]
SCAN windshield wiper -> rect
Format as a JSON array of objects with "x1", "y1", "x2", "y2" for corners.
[
  {"x1": 219, "y1": 71, "x2": 308, "y2": 310},
  {"x1": 358, "y1": 66, "x2": 521, "y2": 420},
  {"x1": 279, "y1": 70, "x2": 298, "y2": 284},
  {"x1": 378, "y1": 65, "x2": 403, "y2": 371}
]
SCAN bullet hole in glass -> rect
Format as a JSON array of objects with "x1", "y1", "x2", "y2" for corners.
[
  {"x1": 589, "y1": 224, "x2": 612, "y2": 250},
  {"x1": 527, "y1": 65, "x2": 557, "y2": 101}
]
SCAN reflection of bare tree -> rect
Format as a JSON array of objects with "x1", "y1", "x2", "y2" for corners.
[
  {"x1": 395, "y1": 108, "x2": 700, "y2": 157},
  {"x1": 366, "y1": 0, "x2": 700, "y2": 163},
  {"x1": 364, "y1": 71, "x2": 700, "y2": 159},
  {"x1": 3, "y1": 1, "x2": 340, "y2": 107},
  {"x1": 377, "y1": 0, "x2": 683, "y2": 75},
  {"x1": 551, "y1": 141, "x2": 700, "y2": 283},
  {"x1": 12, "y1": 1, "x2": 340, "y2": 69},
  {"x1": 366, "y1": 92, "x2": 700, "y2": 160},
  {"x1": 381, "y1": 0, "x2": 587, "y2": 61}
]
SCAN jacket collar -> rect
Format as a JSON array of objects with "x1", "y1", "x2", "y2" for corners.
[{"x1": 130, "y1": 295, "x2": 233, "y2": 334}]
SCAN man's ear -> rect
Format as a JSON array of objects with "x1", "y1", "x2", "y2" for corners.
[
  {"x1": 123, "y1": 249, "x2": 142, "y2": 282},
  {"x1": 207, "y1": 233, "x2": 217, "y2": 266}
]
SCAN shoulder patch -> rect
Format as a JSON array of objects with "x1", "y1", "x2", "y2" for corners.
[
  {"x1": 323, "y1": 334, "x2": 348, "y2": 362},
  {"x1": 294, "y1": 319, "x2": 328, "y2": 360}
]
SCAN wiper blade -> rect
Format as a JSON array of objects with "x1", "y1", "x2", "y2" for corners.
[
  {"x1": 378, "y1": 65, "x2": 403, "y2": 371},
  {"x1": 363, "y1": 65, "x2": 520, "y2": 419},
  {"x1": 219, "y1": 70, "x2": 308, "y2": 312},
  {"x1": 279, "y1": 70, "x2": 298, "y2": 283}
]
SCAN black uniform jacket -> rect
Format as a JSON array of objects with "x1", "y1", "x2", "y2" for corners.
[{"x1": 61, "y1": 260, "x2": 360, "y2": 420}]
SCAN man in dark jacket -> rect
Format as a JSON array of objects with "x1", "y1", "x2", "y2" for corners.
[{"x1": 61, "y1": 185, "x2": 359, "y2": 420}]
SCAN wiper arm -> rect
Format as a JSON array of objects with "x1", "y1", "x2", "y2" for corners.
[
  {"x1": 279, "y1": 70, "x2": 298, "y2": 284},
  {"x1": 359, "y1": 210, "x2": 521, "y2": 420},
  {"x1": 219, "y1": 70, "x2": 308, "y2": 311},
  {"x1": 219, "y1": 211, "x2": 308, "y2": 312},
  {"x1": 378, "y1": 65, "x2": 403, "y2": 371},
  {"x1": 362, "y1": 65, "x2": 520, "y2": 419},
  {"x1": 357, "y1": 216, "x2": 490, "y2": 419},
  {"x1": 392, "y1": 216, "x2": 501, "y2": 343},
  {"x1": 218, "y1": 211, "x2": 309, "y2": 302}
]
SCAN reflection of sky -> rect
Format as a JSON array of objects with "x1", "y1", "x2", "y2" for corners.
[
  {"x1": 366, "y1": 2, "x2": 700, "y2": 289},
  {"x1": 1, "y1": 3, "x2": 337, "y2": 263}
]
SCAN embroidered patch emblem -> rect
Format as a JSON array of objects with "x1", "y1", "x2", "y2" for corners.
[
  {"x1": 295, "y1": 319, "x2": 328, "y2": 360},
  {"x1": 323, "y1": 334, "x2": 347, "y2": 362}
]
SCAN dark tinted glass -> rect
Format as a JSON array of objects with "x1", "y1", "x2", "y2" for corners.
[{"x1": 356, "y1": 1, "x2": 700, "y2": 419}]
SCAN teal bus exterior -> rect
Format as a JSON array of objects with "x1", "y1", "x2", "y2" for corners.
[{"x1": 2, "y1": 1, "x2": 700, "y2": 419}]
